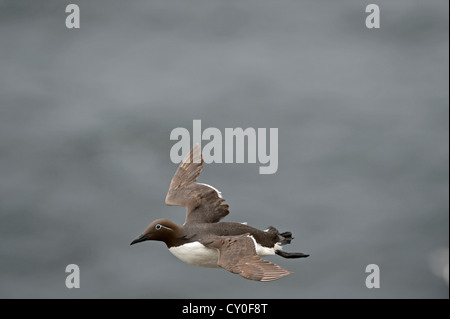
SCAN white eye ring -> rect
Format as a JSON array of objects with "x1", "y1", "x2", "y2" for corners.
[{"x1": 155, "y1": 224, "x2": 162, "y2": 230}]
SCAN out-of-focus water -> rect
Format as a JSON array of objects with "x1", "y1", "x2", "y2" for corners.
[{"x1": 0, "y1": 0, "x2": 448, "y2": 298}]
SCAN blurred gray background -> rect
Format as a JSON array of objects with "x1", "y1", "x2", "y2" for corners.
[{"x1": 0, "y1": 0, "x2": 448, "y2": 298}]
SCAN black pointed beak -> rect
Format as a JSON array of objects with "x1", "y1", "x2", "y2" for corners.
[{"x1": 130, "y1": 234, "x2": 150, "y2": 245}]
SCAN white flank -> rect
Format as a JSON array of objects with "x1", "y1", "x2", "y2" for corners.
[
  {"x1": 197, "y1": 183, "x2": 223, "y2": 198},
  {"x1": 169, "y1": 242, "x2": 219, "y2": 268},
  {"x1": 247, "y1": 235, "x2": 282, "y2": 257}
]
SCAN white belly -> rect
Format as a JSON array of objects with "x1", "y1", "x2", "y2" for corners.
[
  {"x1": 168, "y1": 237, "x2": 282, "y2": 268},
  {"x1": 169, "y1": 242, "x2": 219, "y2": 268}
]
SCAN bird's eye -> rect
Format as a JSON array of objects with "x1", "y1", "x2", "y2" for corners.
[{"x1": 155, "y1": 224, "x2": 162, "y2": 230}]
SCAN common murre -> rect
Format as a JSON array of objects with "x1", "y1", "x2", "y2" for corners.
[{"x1": 130, "y1": 145, "x2": 309, "y2": 281}]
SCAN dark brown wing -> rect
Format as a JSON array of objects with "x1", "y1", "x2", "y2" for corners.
[
  {"x1": 165, "y1": 144, "x2": 203, "y2": 210},
  {"x1": 207, "y1": 234, "x2": 293, "y2": 282},
  {"x1": 165, "y1": 144, "x2": 230, "y2": 224}
]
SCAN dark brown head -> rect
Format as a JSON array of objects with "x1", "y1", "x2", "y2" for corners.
[{"x1": 130, "y1": 218, "x2": 180, "y2": 246}]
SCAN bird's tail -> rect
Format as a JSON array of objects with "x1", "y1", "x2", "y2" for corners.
[
  {"x1": 265, "y1": 226, "x2": 294, "y2": 245},
  {"x1": 279, "y1": 231, "x2": 294, "y2": 245},
  {"x1": 266, "y1": 226, "x2": 310, "y2": 259}
]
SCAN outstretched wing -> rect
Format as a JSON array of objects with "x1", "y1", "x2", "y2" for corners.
[
  {"x1": 165, "y1": 144, "x2": 230, "y2": 224},
  {"x1": 206, "y1": 234, "x2": 293, "y2": 282}
]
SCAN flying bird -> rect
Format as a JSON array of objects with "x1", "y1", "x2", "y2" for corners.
[{"x1": 130, "y1": 145, "x2": 309, "y2": 281}]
